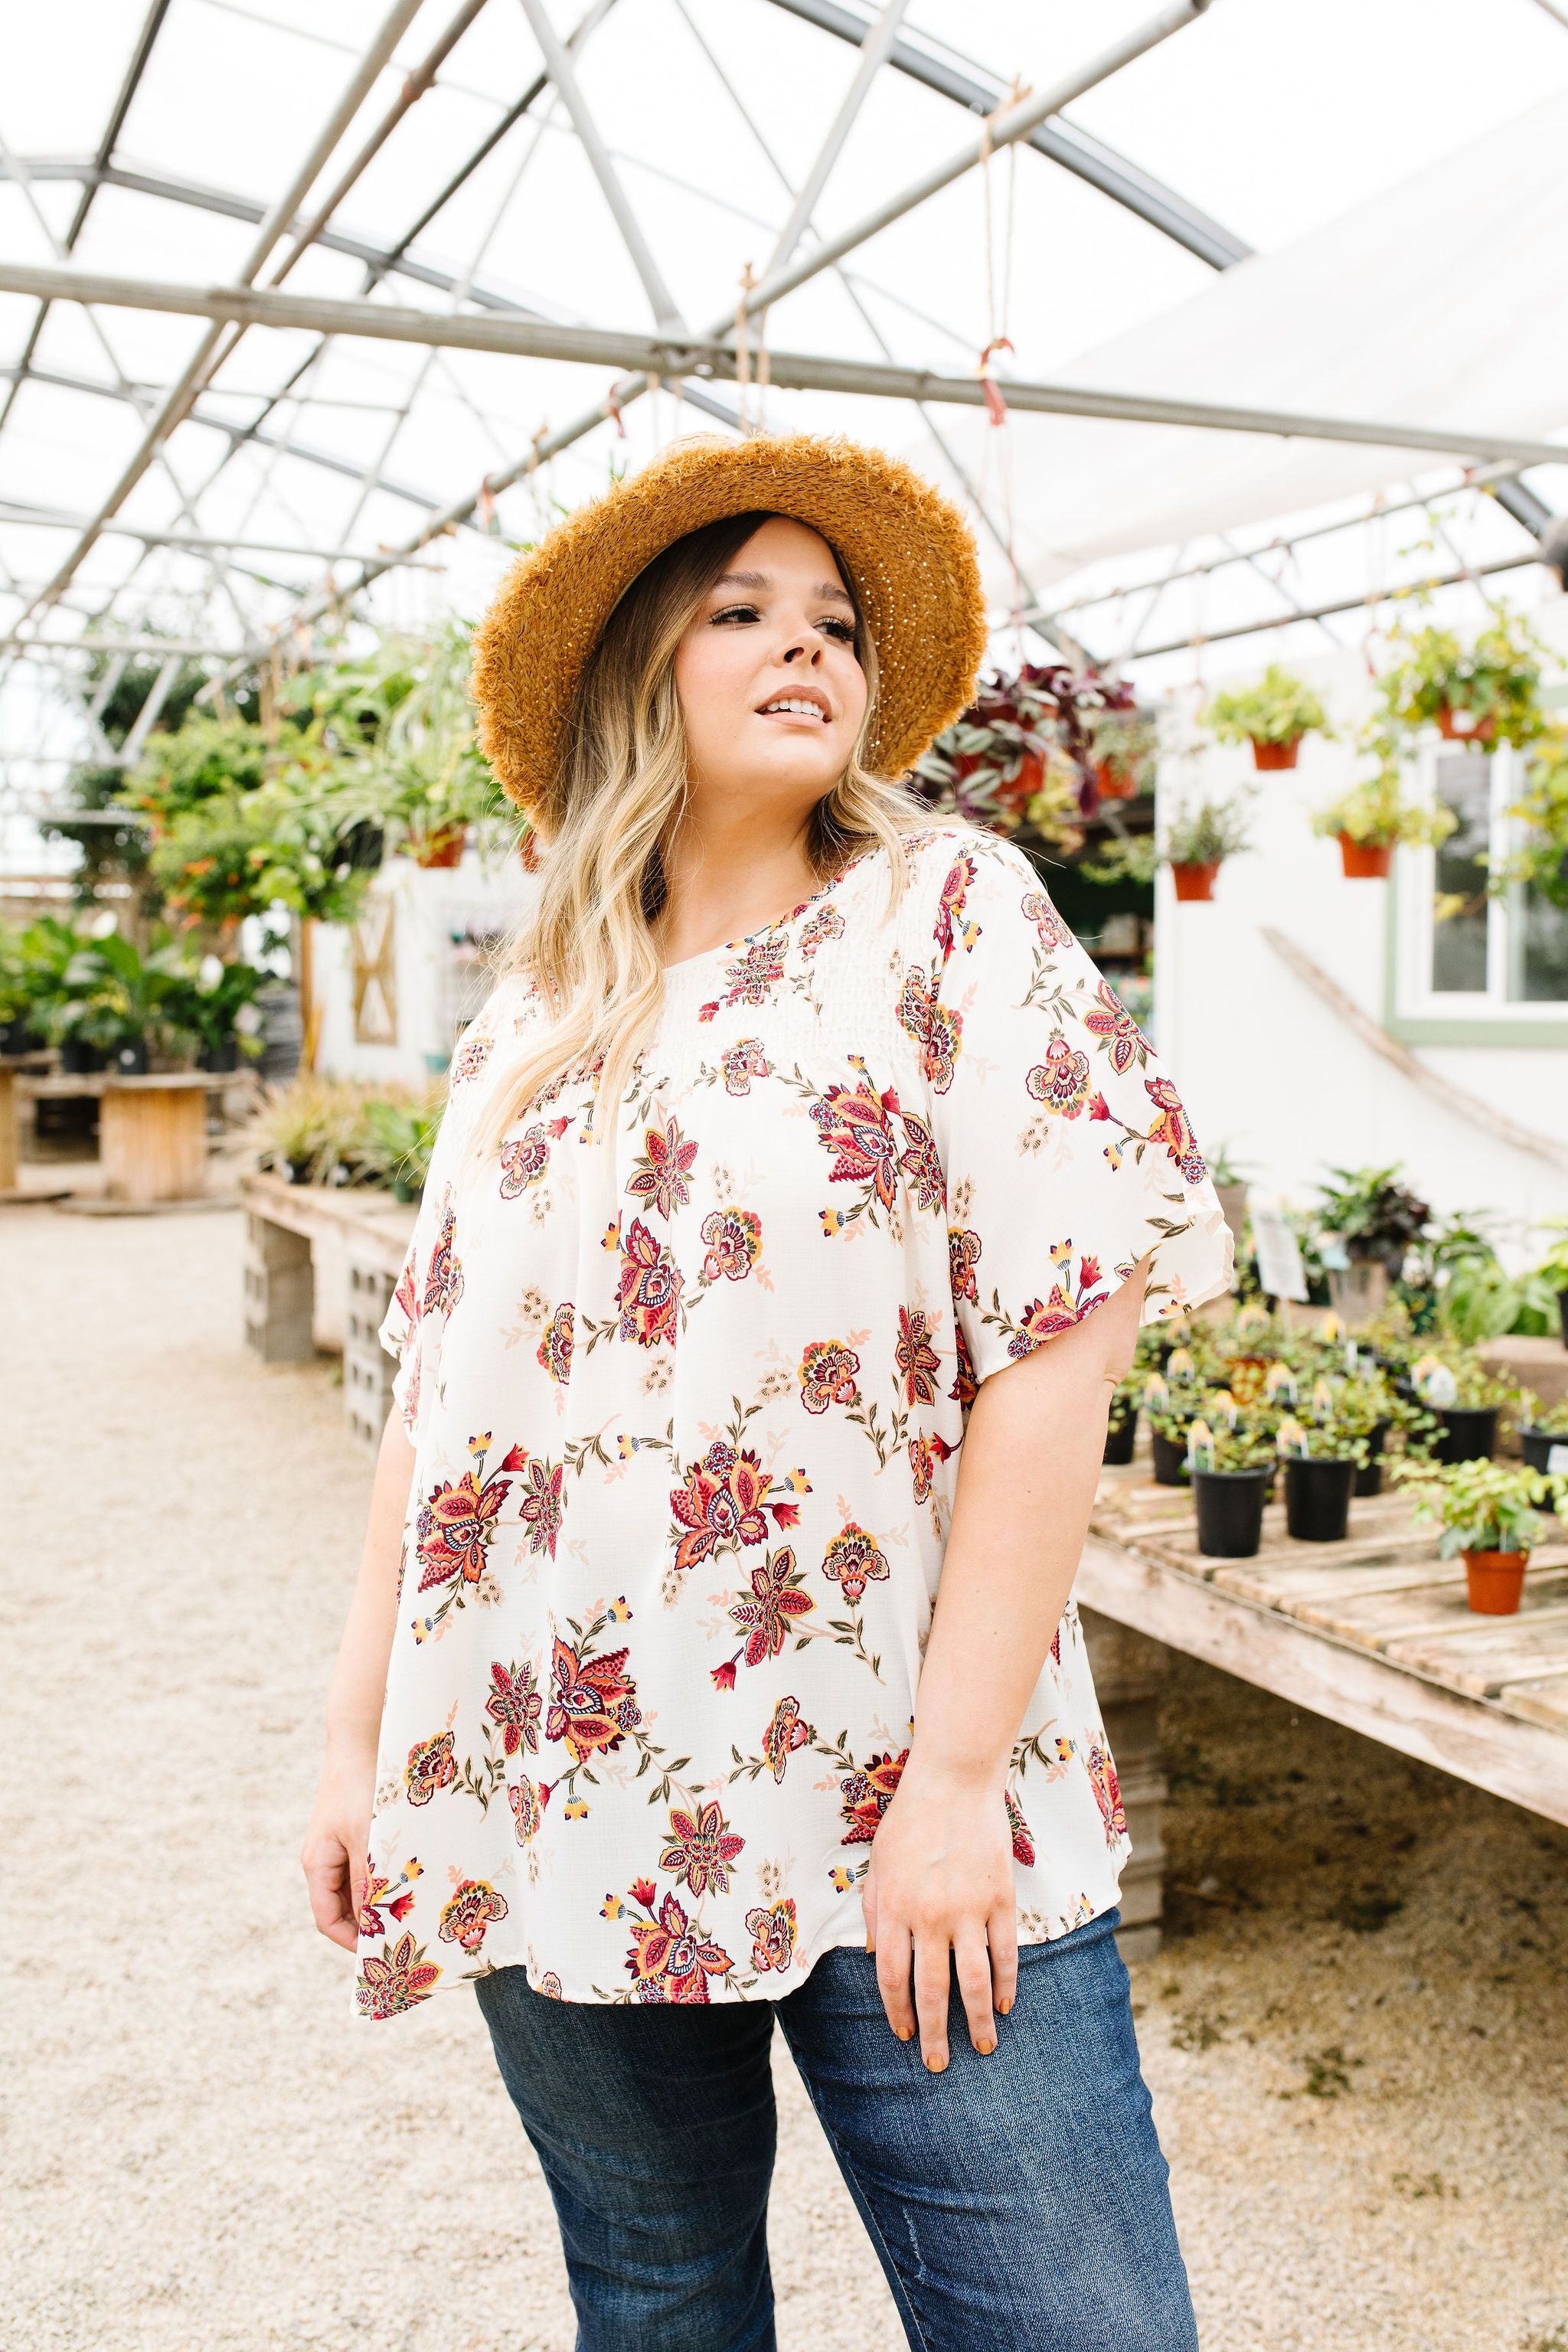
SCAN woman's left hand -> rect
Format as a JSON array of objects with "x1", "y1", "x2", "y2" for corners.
[{"x1": 862, "y1": 1756, "x2": 1018, "y2": 2071}]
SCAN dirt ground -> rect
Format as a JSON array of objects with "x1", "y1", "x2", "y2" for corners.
[{"x1": 3, "y1": 1202, "x2": 1566, "y2": 2352}]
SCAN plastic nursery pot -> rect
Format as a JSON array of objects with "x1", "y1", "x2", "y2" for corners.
[
  {"x1": 1521, "y1": 1428, "x2": 1568, "y2": 1476},
  {"x1": 1250, "y1": 736, "x2": 1300, "y2": 770},
  {"x1": 1150, "y1": 1426, "x2": 1192, "y2": 1487},
  {"x1": 1462, "y1": 1549, "x2": 1527, "y2": 1617},
  {"x1": 1435, "y1": 1406, "x2": 1498, "y2": 1465},
  {"x1": 1558, "y1": 1289, "x2": 1568, "y2": 1351},
  {"x1": 1338, "y1": 835, "x2": 1393, "y2": 880},
  {"x1": 109, "y1": 1038, "x2": 150, "y2": 1076},
  {"x1": 58, "y1": 1038, "x2": 107, "y2": 1075},
  {"x1": 1170, "y1": 861, "x2": 1219, "y2": 903},
  {"x1": 1193, "y1": 1466, "x2": 1272, "y2": 1558},
  {"x1": 412, "y1": 823, "x2": 468, "y2": 869},
  {"x1": 1436, "y1": 704, "x2": 1495, "y2": 745},
  {"x1": 1353, "y1": 1419, "x2": 1391, "y2": 1497},
  {"x1": 1283, "y1": 1455, "x2": 1356, "y2": 1543},
  {"x1": 285, "y1": 1156, "x2": 315, "y2": 1185},
  {"x1": 196, "y1": 1038, "x2": 240, "y2": 1073},
  {"x1": 1102, "y1": 1410, "x2": 1138, "y2": 1466},
  {"x1": 1094, "y1": 758, "x2": 1138, "y2": 802}
]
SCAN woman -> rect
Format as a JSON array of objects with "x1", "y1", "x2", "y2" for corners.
[{"x1": 302, "y1": 433, "x2": 1231, "y2": 2352}]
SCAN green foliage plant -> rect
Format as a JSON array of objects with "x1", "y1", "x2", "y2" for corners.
[
  {"x1": 1204, "y1": 665, "x2": 1331, "y2": 750},
  {"x1": 1163, "y1": 795, "x2": 1253, "y2": 868},
  {"x1": 1515, "y1": 1390, "x2": 1568, "y2": 1439},
  {"x1": 1316, "y1": 1164, "x2": 1431, "y2": 1268},
  {"x1": 1492, "y1": 729, "x2": 1568, "y2": 909},
  {"x1": 1377, "y1": 606, "x2": 1546, "y2": 750},
  {"x1": 1311, "y1": 766, "x2": 1456, "y2": 851},
  {"x1": 358, "y1": 1093, "x2": 446, "y2": 1200},
  {"x1": 1393, "y1": 1456, "x2": 1563, "y2": 1557}
]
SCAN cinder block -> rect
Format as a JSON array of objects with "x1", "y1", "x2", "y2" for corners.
[
  {"x1": 343, "y1": 1251, "x2": 397, "y2": 1455},
  {"x1": 243, "y1": 1217, "x2": 315, "y2": 1363}
]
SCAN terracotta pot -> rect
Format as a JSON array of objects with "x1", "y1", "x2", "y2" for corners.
[
  {"x1": 1338, "y1": 835, "x2": 1393, "y2": 879},
  {"x1": 1462, "y1": 1548, "x2": 1527, "y2": 1616},
  {"x1": 1171, "y1": 861, "x2": 1219, "y2": 903},
  {"x1": 1095, "y1": 758, "x2": 1137, "y2": 802},
  {"x1": 1436, "y1": 704, "x2": 1495, "y2": 745},
  {"x1": 413, "y1": 822, "x2": 468, "y2": 868},
  {"x1": 1251, "y1": 737, "x2": 1300, "y2": 771}
]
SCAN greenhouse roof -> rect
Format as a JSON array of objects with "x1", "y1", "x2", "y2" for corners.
[{"x1": 5, "y1": 0, "x2": 1568, "y2": 844}]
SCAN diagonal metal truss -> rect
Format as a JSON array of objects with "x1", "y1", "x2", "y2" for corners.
[{"x1": 0, "y1": 0, "x2": 1557, "y2": 841}]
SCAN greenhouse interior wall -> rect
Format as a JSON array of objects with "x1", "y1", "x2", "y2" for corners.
[{"x1": 1156, "y1": 591, "x2": 1568, "y2": 1256}]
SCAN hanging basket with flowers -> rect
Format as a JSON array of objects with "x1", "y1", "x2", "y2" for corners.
[
  {"x1": 912, "y1": 663, "x2": 1138, "y2": 843},
  {"x1": 1202, "y1": 665, "x2": 1332, "y2": 771}
]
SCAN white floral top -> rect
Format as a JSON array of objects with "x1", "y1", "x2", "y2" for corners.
[{"x1": 355, "y1": 822, "x2": 1231, "y2": 2017}]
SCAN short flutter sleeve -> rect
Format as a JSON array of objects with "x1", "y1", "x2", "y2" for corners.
[{"x1": 907, "y1": 834, "x2": 1233, "y2": 1389}]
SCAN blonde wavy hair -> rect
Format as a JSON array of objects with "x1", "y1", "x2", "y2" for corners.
[{"x1": 475, "y1": 509, "x2": 934, "y2": 1158}]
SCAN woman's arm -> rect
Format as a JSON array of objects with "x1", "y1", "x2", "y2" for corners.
[
  {"x1": 300, "y1": 1408, "x2": 417, "y2": 1953},
  {"x1": 864, "y1": 1256, "x2": 1152, "y2": 2069}
]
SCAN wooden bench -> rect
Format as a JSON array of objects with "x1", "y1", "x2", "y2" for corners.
[
  {"x1": 238, "y1": 1170, "x2": 418, "y2": 1454},
  {"x1": 1076, "y1": 1443, "x2": 1568, "y2": 1952}
]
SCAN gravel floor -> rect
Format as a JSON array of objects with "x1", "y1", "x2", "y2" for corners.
[{"x1": 4, "y1": 1202, "x2": 1566, "y2": 2352}]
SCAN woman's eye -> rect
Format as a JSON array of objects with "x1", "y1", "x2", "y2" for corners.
[
  {"x1": 710, "y1": 603, "x2": 760, "y2": 626},
  {"x1": 819, "y1": 617, "x2": 857, "y2": 643}
]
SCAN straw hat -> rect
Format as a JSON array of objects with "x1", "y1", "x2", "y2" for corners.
[{"x1": 472, "y1": 432, "x2": 988, "y2": 818}]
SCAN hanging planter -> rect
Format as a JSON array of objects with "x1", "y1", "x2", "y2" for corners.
[
  {"x1": 411, "y1": 822, "x2": 468, "y2": 869},
  {"x1": 1171, "y1": 861, "x2": 1219, "y2": 902},
  {"x1": 1337, "y1": 835, "x2": 1392, "y2": 879},
  {"x1": 1095, "y1": 760, "x2": 1138, "y2": 802},
  {"x1": 913, "y1": 663, "x2": 1137, "y2": 844},
  {"x1": 1086, "y1": 707, "x2": 1158, "y2": 804},
  {"x1": 1375, "y1": 609, "x2": 1546, "y2": 753},
  {"x1": 1203, "y1": 665, "x2": 1332, "y2": 772}
]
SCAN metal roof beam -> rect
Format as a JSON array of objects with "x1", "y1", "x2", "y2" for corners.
[
  {"x1": 758, "y1": 0, "x2": 1250, "y2": 271},
  {"x1": 1116, "y1": 550, "x2": 1543, "y2": 663},
  {"x1": 7, "y1": 260, "x2": 1566, "y2": 472}
]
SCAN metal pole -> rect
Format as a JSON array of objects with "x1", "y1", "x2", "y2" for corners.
[
  {"x1": 1122, "y1": 550, "x2": 1542, "y2": 664},
  {"x1": 8, "y1": 263, "x2": 1566, "y2": 472},
  {"x1": 515, "y1": 0, "x2": 688, "y2": 332},
  {"x1": 763, "y1": 0, "x2": 913, "y2": 276},
  {"x1": 11, "y1": 0, "x2": 426, "y2": 630}
]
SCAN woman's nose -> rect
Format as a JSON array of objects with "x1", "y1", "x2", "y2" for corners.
[{"x1": 782, "y1": 635, "x2": 822, "y2": 665}]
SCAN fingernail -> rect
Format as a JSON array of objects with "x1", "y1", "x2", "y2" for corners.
[
  {"x1": 975, "y1": 2037, "x2": 996, "y2": 2056},
  {"x1": 864, "y1": 1938, "x2": 875, "y2": 1953},
  {"x1": 926, "y1": 2053, "x2": 948, "y2": 2073},
  {"x1": 897, "y1": 2026, "x2": 915, "y2": 2042},
  {"x1": 997, "y1": 1998, "x2": 1013, "y2": 2016}
]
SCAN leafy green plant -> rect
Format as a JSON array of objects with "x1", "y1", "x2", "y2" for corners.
[
  {"x1": 1186, "y1": 1419, "x2": 1277, "y2": 1473},
  {"x1": 1529, "y1": 1220, "x2": 1568, "y2": 1294},
  {"x1": 330, "y1": 622, "x2": 513, "y2": 863},
  {"x1": 149, "y1": 777, "x2": 368, "y2": 941},
  {"x1": 1515, "y1": 1390, "x2": 1568, "y2": 1439},
  {"x1": 1088, "y1": 706, "x2": 1159, "y2": 795},
  {"x1": 1377, "y1": 607, "x2": 1546, "y2": 749},
  {"x1": 1311, "y1": 767, "x2": 1456, "y2": 851},
  {"x1": 43, "y1": 926, "x2": 201, "y2": 1062},
  {"x1": 1393, "y1": 1456, "x2": 1563, "y2": 1556},
  {"x1": 1204, "y1": 665, "x2": 1331, "y2": 750},
  {"x1": 163, "y1": 956, "x2": 267, "y2": 1065},
  {"x1": 252, "y1": 1075, "x2": 376, "y2": 1184},
  {"x1": 1164, "y1": 795, "x2": 1253, "y2": 867},
  {"x1": 1406, "y1": 1345, "x2": 1517, "y2": 1413},
  {"x1": 1492, "y1": 729, "x2": 1568, "y2": 909},
  {"x1": 356, "y1": 1093, "x2": 446, "y2": 1200},
  {"x1": 1316, "y1": 1165, "x2": 1431, "y2": 1269}
]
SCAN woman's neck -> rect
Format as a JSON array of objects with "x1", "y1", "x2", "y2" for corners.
[{"x1": 656, "y1": 814, "x2": 820, "y2": 969}]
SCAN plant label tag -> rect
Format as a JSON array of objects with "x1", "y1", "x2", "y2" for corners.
[
  {"x1": 1248, "y1": 1191, "x2": 1308, "y2": 1304},
  {"x1": 1549, "y1": 1444, "x2": 1568, "y2": 1475}
]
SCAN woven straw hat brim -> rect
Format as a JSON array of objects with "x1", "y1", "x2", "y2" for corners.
[{"x1": 471, "y1": 432, "x2": 988, "y2": 817}]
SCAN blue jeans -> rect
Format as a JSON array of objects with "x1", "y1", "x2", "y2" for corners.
[{"x1": 475, "y1": 1907, "x2": 1197, "y2": 2352}]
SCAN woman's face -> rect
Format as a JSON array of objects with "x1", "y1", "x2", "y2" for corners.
[{"x1": 672, "y1": 516, "x2": 869, "y2": 812}]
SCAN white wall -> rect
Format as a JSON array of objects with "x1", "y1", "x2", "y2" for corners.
[
  {"x1": 1152, "y1": 620, "x2": 1568, "y2": 1259},
  {"x1": 312, "y1": 851, "x2": 537, "y2": 1088}
]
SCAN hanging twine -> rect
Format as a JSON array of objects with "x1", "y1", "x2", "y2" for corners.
[
  {"x1": 735, "y1": 264, "x2": 756, "y2": 434},
  {"x1": 976, "y1": 89, "x2": 1027, "y2": 651}
]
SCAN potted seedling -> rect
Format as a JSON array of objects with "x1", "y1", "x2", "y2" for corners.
[
  {"x1": 1189, "y1": 1418, "x2": 1278, "y2": 1558},
  {"x1": 1162, "y1": 795, "x2": 1253, "y2": 903},
  {"x1": 1276, "y1": 1414, "x2": 1364, "y2": 1543},
  {"x1": 1513, "y1": 1392, "x2": 1568, "y2": 1478},
  {"x1": 1144, "y1": 1367, "x2": 1200, "y2": 1486},
  {"x1": 1303, "y1": 1370, "x2": 1403, "y2": 1498},
  {"x1": 358, "y1": 1092, "x2": 446, "y2": 1202},
  {"x1": 1407, "y1": 1351, "x2": 1512, "y2": 1464},
  {"x1": 1311, "y1": 765, "x2": 1457, "y2": 880},
  {"x1": 1394, "y1": 1457, "x2": 1565, "y2": 1615},
  {"x1": 1377, "y1": 609, "x2": 1546, "y2": 750},
  {"x1": 1204, "y1": 665, "x2": 1331, "y2": 772}
]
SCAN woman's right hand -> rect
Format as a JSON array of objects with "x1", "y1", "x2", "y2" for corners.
[{"x1": 301, "y1": 1746, "x2": 376, "y2": 1953}]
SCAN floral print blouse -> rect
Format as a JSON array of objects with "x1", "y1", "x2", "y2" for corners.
[{"x1": 355, "y1": 822, "x2": 1231, "y2": 2019}]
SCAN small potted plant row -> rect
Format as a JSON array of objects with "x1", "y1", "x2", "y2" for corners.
[{"x1": 1393, "y1": 1458, "x2": 1566, "y2": 1616}]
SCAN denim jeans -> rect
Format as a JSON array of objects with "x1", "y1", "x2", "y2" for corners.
[{"x1": 475, "y1": 1906, "x2": 1197, "y2": 2352}]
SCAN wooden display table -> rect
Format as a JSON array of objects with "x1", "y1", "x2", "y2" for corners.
[
  {"x1": 1083, "y1": 1448, "x2": 1568, "y2": 1831},
  {"x1": 99, "y1": 1072, "x2": 214, "y2": 1204},
  {"x1": 0, "y1": 1061, "x2": 16, "y2": 1191}
]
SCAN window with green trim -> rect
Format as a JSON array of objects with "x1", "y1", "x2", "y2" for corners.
[{"x1": 1394, "y1": 743, "x2": 1568, "y2": 1016}]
